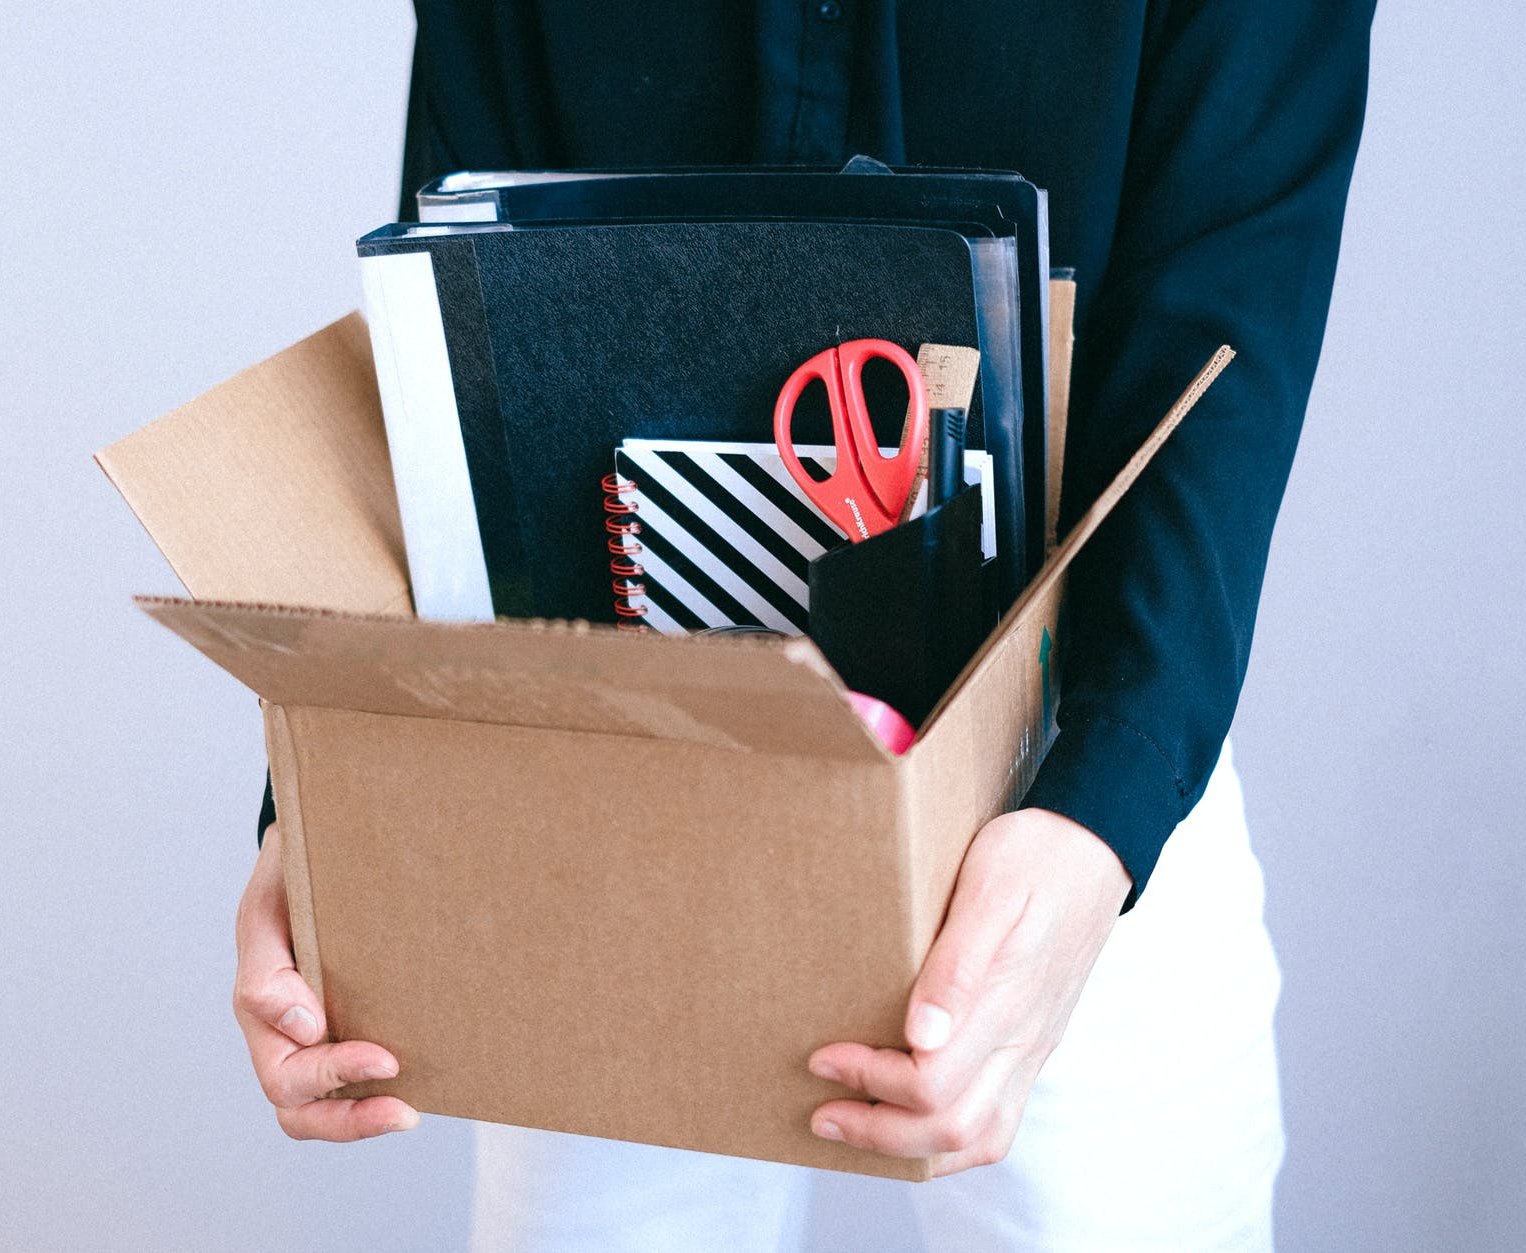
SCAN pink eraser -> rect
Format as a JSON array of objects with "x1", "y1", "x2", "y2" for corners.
[{"x1": 846, "y1": 691, "x2": 915, "y2": 756}]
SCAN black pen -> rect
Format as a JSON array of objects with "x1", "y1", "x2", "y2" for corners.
[{"x1": 927, "y1": 407, "x2": 967, "y2": 508}]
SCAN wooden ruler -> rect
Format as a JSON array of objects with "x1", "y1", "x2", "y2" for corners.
[{"x1": 897, "y1": 343, "x2": 981, "y2": 524}]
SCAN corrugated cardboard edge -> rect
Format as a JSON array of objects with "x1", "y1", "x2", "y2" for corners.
[
  {"x1": 918, "y1": 344, "x2": 1236, "y2": 735},
  {"x1": 1046, "y1": 279, "x2": 1077, "y2": 554},
  {"x1": 94, "y1": 450, "x2": 200, "y2": 603},
  {"x1": 264, "y1": 702, "x2": 326, "y2": 1016},
  {"x1": 133, "y1": 595, "x2": 892, "y2": 762}
]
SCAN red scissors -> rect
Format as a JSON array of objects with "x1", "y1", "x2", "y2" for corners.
[{"x1": 772, "y1": 339, "x2": 928, "y2": 541}]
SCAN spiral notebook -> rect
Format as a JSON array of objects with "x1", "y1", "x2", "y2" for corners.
[{"x1": 605, "y1": 439, "x2": 996, "y2": 636}]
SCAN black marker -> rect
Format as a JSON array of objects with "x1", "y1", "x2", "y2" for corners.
[{"x1": 927, "y1": 407, "x2": 968, "y2": 508}]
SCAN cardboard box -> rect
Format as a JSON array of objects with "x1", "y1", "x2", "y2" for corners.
[{"x1": 97, "y1": 300, "x2": 1231, "y2": 1180}]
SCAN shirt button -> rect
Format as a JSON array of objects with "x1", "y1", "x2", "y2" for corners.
[{"x1": 816, "y1": 1, "x2": 843, "y2": 21}]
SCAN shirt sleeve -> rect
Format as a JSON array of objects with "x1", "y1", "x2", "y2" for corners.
[
  {"x1": 258, "y1": 769, "x2": 275, "y2": 848},
  {"x1": 1020, "y1": 0, "x2": 1375, "y2": 909}
]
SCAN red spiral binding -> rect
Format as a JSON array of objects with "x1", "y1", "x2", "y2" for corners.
[{"x1": 602, "y1": 472, "x2": 648, "y2": 632}]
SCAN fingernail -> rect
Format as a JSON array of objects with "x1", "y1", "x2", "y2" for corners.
[
  {"x1": 813, "y1": 1119, "x2": 844, "y2": 1142},
  {"x1": 278, "y1": 1006, "x2": 319, "y2": 1045},
  {"x1": 386, "y1": 1106, "x2": 420, "y2": 1133},
  {"x1": 907, "y1": 1003, "x2": 952, "y2": 1051},
  {"x1": 361, "y1": 1061, "x2": 399, "y2": 1081},
  {"x1": 809, "y1": 1060, "x2": 842, "y2": 1084}
]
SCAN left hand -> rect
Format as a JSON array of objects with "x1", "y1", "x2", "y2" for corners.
[{"x1": 806, "y1": 807, "x2": 1131, "y2": 1175}]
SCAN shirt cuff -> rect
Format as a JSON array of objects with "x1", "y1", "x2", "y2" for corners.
[
  {"x1": 258, "y1": 770, "x2": 276, "y2": 849},
  {"x1": 1020, "y1": 713, "x2": 1186, "y2": 912}
]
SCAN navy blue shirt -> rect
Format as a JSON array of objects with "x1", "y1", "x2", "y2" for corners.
[{"x1": 264, "y1": 0, "x2": 1372, "y2": 907}]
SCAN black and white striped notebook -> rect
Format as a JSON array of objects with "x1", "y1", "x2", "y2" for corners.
[{"x1": 604, "y1": 439, "x2": 995, "y2": 636}]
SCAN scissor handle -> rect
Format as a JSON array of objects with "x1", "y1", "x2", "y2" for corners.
[
  {"x1": 835, "y1": 339, "x2": 927, "y2": 522},
  {"x1": 773, "y1": 339, "x2": 927, "y2": 541},
  {"x1": 773, "y1": 346, "x2": 882, "y2": 539}
]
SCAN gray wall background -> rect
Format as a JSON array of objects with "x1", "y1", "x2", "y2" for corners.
[{"x1": 3, "y1": 3, "x2": 1520, "y2": 1249}]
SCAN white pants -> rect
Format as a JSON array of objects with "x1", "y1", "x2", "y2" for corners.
[{"x1": 471, "y1": 742, "x2": 1285, "y2": 1252}]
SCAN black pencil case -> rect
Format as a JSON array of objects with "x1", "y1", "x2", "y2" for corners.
[{"x1": 807, "y1": 485, "x2": 991, "y2": 729}]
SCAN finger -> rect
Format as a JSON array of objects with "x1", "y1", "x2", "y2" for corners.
[
  {"x1": 808, "y1": 1043, "x2": 926, "y2": 1109},
  {"x1": 233, "y1": 964, "x2": 327, "y2": 1046},
  {"x1": 814, "y1": 883, "x2": 1072, "y2": 1114},
  {"x1": 276, "y1": 1096, "x2": 420, "y2": 1143},
  {"x1": 233, "y1": 848, "x2": 327, "y2": 1048},
  {"x1": 811, "y1": 1045, "x2": 1020, "y2": 1162},
  {"x1": 904, "y1": 848, "x2": 1031, "y2": 1053},
  {"x1": 248, "y1": 1025, "x2": 401, "y2": 1110},
  {"x1": 925, "y1": 1069, "x2": 1034, "y2": 1178},
  {"x1": 810, "y1": 972, "x2": 1027, "y2": 1114}
]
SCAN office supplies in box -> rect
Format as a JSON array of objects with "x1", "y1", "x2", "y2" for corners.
[
  {"x1": 95, "y1": 293, "x2": 1232, "y2": 1180},
  {"x1": 415, "y1": 161, "x2": 1053, "y2": 587},
  {"x1": 359, "y1": 163, "x2": 1049, "y2": 622},
  {"x1": 360, "y1": 217, "x2": 1002, "y2": 622}
]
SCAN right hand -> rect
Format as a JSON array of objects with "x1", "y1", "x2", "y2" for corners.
[{"x1": 233, "y1": 822, "x2": 419, "y2": 1140}]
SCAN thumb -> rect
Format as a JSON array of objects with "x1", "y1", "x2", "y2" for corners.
[
  {"x1": 905, "y1": 861, "x2": 1026, "y2": 1053},
  {"x1": 234, "y1": 825, "x2": 328, "y2": 1047}
]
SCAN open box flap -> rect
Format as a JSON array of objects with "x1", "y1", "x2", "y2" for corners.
[
  {"x1": 887, "y1": 346, "x2": 1233, "y2": 970},
  {"x1": 95, "y1": 315, "x2": 412, "y2": 617},
  {"x1": 915, "y1": 344, "x2": 1236, "y2": 742},
  {"x1": 137, "y1": 596, "x2": 892, "y2": 762}
]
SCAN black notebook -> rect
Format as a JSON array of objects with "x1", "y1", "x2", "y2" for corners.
[{"x1": 359, "y1": 217, "x2": 1013, "y2": 624}]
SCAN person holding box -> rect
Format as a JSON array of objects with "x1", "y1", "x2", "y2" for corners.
[{"x1": 233, "y1": 2, "x2": 1373, "y2": 1248}]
